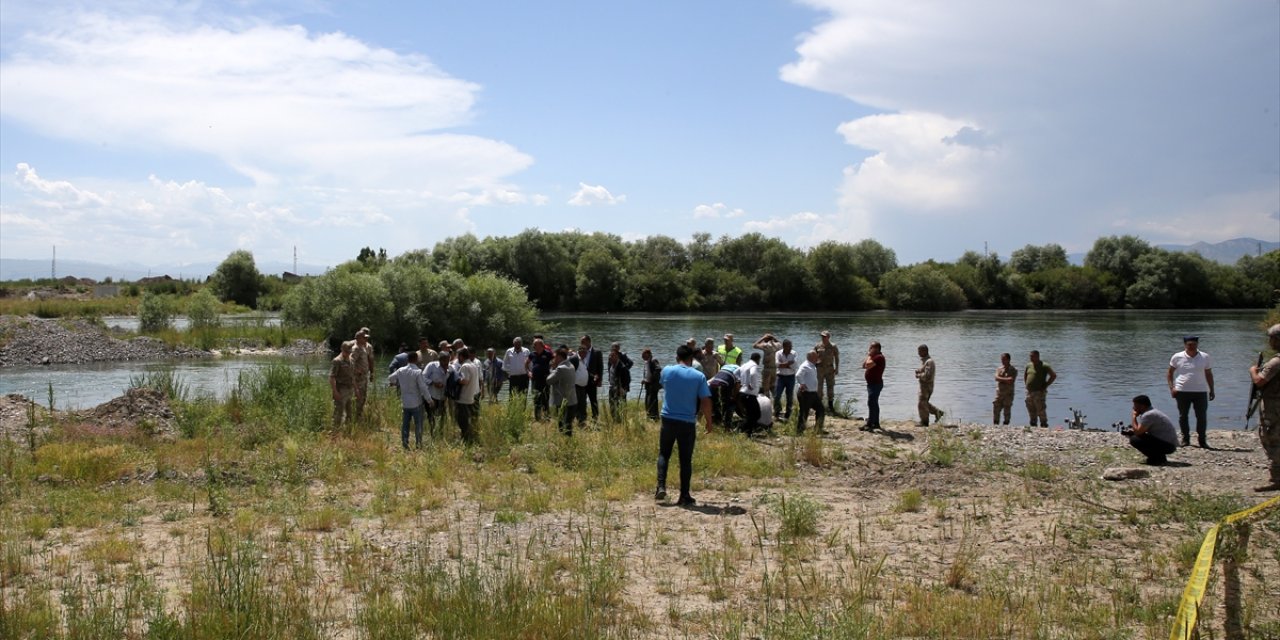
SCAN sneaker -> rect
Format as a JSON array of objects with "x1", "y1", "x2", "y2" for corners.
[
  {"x1": 654, "y1": 488, "x2": 667, "y2": 501},
  {"x1": 676, "y1": 495, "x2": 697, "y2": 507},
  {"x1": 935, "y1": 409, "x2": 945, "y2": 420},
  {"x1": 1254, "y1": 483, "x2": 1280, "y2": 492}
]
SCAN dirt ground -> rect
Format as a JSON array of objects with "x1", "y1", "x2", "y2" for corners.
[{"x1": 6, "y1": 410, "x2": 1279, "y2": 638}]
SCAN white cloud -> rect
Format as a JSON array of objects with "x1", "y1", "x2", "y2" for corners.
[
  {"x1": 782, "y1": 1, "x2": 1280, "y2": 257},
  {"x1": 0, "y1": 11, "x2": 543, "y2": 264},
  {"x1": 692, "y1": 202, "x2": 746, "y2": 219},
  {"x1": 568, "y1": 182, "x2": 626, "y2": 207},
  {"x1": 15, "y1": 163, "x2": 108, "y2": 207},
  {"x1": 743, "y1": 211, "x2": 822, "y2": 234}
]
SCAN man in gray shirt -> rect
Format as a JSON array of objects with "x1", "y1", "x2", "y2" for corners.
[{"x1": 1128, "y1": 394, "x2": 1178, "y2": 465}]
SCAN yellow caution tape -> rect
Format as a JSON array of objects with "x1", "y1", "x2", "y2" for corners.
[{"x1": 1170, "y1": 495, "x2": 1280, "y2": 640}]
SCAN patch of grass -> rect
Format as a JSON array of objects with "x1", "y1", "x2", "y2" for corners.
[
  {"x1": 772, "y1": 493, "x2": 823, "y2": 541},
  {"x1": 33, "y1": 442, "x2": 134, "y2": 485},
  {"x1": 1147, "y1": 491, "x2": 1248, "y2": 526},
  {"x1": 82, "y1": 535, "x2": 136, "y2": 571},
  {"x1": 896, "y1": 488, "x2": 924, "y2": 513},
  {"x1": 924, "y1": 428, "x2": 964, "y2": 468},
  {"x1": 1023, "y1": 461, "x2": 1058, "y2": 482}
]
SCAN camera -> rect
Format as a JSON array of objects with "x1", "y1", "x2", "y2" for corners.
[{"x1": 1112, "y1": 421, "x2": 1133, "y2": 436}]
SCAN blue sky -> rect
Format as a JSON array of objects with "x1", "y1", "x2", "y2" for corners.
[{"x1": 1, "y1": 0, "x2": 1277, "y2": 270}]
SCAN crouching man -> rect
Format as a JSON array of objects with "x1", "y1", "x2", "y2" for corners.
[{"x1": 1127, "y1": 395, "x2": 1178, "y2": 466}]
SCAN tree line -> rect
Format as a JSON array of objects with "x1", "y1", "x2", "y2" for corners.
[
  {"x1": 276, "y1": 231, "x2": 1279, "y2": 348},
  {"x1": 419, "y1": 230, "x2": 1278, "y2": 313}
]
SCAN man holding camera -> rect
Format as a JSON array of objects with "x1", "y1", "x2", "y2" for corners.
[{"x1": 1126, "y1": 395, "x2": 1178, "y2": 466}]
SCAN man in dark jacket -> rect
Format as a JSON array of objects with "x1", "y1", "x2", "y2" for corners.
[
  {"x1": 607, "y1": 342, "x2": 634, "y2": 421},
  {"x1": 580, "y1": 334, "x2": 603, "y2": 421}
]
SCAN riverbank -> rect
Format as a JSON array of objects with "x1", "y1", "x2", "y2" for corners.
[
  {"x1": 0, "y1": 315, "x2": 326, "y2": 367},
  {"x1": 1, "y1": 382, "x2": 1276, "y2": 638}
]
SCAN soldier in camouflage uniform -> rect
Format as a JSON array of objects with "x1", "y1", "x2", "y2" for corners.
[
  {"x1": 329, "y1": 341, "x2": 356, "y2": 427},
  {"x1": 349, "y1": 327, "x2": 375, "y2": 419},
  {"x1": 814, "y1": 331, "x2": 840, "y2": 411},
  {"x1": 992, "y1": 352, "x2": 1017, "y2": 425},
  {"x1": 1248, "y1": 324, "x2": 1280, "y2": 492}
]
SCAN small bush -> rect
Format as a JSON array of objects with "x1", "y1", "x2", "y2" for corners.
[
  {"x1": 138, "y1": 292, "x2": 174, "y2": 332},
  {"x1": 896, "y1": 488, "x2": 924, "y2": 513},
  {"x1": 773, "y1": 493, "x2": 823, "y2": 540},
  {"x1": 186, "y1": 289, "x2": 221, "y2": 330}
]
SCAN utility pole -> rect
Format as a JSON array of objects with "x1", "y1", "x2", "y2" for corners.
[
  {"x1": 983, "y1": 241, "x2": 988, "y2": 256},
  {"x1": 293, "y1": 245, "x2": 297, "y2": 273},
  {"x1": 52, "y1": 245, "x2": 56, "y2": 280}
]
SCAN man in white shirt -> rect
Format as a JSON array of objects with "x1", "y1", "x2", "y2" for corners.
[
  {"x1": 774, "y1": 339, "x2": 797, "y2": 421},
  {"x1": 737, "y1": 352, "x2": 763, "y2": 433},
  {"x1": 796, "y1": 350, "x2": 824, "y2": 434},
  {"x1": 1167, "y1": 335, "x2": 1215, "y2": 448},
  {"x1": 422, "y1": 352, "x2": 449, "y2": 437},
  {"x1": 573, "y1": 344, "x2": 592, "y2": 426},
  {"x1": 388, "y1": 352, "x2": 431, "y2": 449},
  {"x1": 455, "y1": 347, "x2": 481, "y2": 444},
  {"x1": 503, "y1": 337, "x2": 531, "y2": 401}
]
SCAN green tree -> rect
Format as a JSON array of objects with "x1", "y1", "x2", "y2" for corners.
[
  {"x1": 1008, "y1": 244, "x2": 1069, "y2": 274},
  {"x1": 878, "y1": 264, "x2": 967, "y2": 311},
  {"x1": 139, "y1": 291, "x2": 175, "y2": 332},
  {"x1": 186, "y1": 289, "x2": 221, "y2": 329},
  {"x1": 575, "y1": 246, "x2": 625, "y2": 311},
  {"x1": 1084, "y1": 235, "x2": 1154, "y2": 295},
  {"x1": 211, "y1": 250, "x2": 263, "y2": 308},
  {"x1": 806, "y1": 242, "x2": 878, "y2": 310},
  {"x1": 848, "y1": 239, "x2": 898, "y2": 286}
]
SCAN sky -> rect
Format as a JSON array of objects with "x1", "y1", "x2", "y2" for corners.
[{"x1": 1, "y1": 0, "x2": 1277, "y2": 270}]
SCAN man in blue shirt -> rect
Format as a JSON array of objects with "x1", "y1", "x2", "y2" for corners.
[{"x1": 656, "y1": 344, "x2": 712, "y2": 507}]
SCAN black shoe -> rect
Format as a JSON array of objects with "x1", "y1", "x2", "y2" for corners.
[
  {"x1": 1254, "y1": 483, "x2": 1280, "y2": 492},
  {"x1": 1198, "y1": 438, "x2": 1208, "y2": 449},
  {"x1": 1181, "y1": 437, "x2": 1190, "y2": 446},
  {"x1": 1144, "y1": 457, "x2": 1167, "y2": 466},
  {"x1": 1002, "y1": 420, "x2": 1009, "y2": 425},
  {"x1": 655, "y1": 488, "x2": 667, "y2": 501},
  {"x1": 676, "y1": 495, "x2": 696, "y2": 507}
]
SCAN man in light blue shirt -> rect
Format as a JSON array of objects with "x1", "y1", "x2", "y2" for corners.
[
  {"x1": 656, "y1": 345, "x2": 712, "y2": 507},
  {"x1": 388, "y1": 352, "x2": 431, "y2": 449}
]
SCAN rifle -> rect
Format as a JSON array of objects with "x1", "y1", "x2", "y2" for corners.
[{"x1": 1246, "y1": 351, "x2": 1264, "y2": 428}]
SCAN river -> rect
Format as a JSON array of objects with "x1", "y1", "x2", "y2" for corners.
[{"x1": 0, "y1": 310, "x2": 1268, "y2": 431}]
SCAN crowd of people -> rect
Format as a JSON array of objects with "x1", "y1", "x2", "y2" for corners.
[{"x1": 328, "y1": 323, "x2": 1280, "y2": 500}]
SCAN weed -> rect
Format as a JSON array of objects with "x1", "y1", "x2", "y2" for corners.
[
  {"x1": 896, "y1": 488, "x2": 924, "y2": 513},
  {"x1": 772, "y1": 493, "x2": 823, "y2": 541}
]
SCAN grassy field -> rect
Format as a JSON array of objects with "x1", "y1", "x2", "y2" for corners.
[{"x1": 1, "y1": 365, "x2": 1278, "y2": 638}]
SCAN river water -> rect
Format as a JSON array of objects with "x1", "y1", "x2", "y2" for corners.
[{"x1": 1, "y1": 310, "x2": 1268, "y2": 430}]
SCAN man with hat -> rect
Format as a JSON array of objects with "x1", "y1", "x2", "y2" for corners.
[
  {"x1": 814, "y1": 331, "x2": 840, "y2": 412},
  {"x1": 1247, "y1": 324, "x2": 1280, "y2": 492},
  {"x1": 349, "y1": 327, "x2": 375, "y2": 419},
  {"x1": 1167, "y1": 335, "x2": 1215, "y2": 447}
]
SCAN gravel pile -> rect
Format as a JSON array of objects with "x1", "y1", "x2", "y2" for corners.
[{"x1": 0, "y1": 315, "x2": 209, "y2": 367}]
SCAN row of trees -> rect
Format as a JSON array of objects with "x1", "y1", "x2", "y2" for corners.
[{"x1": 412, "y1": 230, "x2": 1278, "y2": 313}]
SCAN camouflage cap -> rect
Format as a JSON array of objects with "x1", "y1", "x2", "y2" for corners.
[
  {"x1": 1269, "y1": 324, "x2": 1280, "y2": 337},
  {"x1": 357, "y1": 327, "x2": 371, "y2": 337}
]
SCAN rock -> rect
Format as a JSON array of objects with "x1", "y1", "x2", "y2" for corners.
[
  {"x1": 0, "y1": 315, "x2": 210, "y2": 367},
  {"x1": 1102, "y1": 467, "x2": 1151, "y2": 481}
]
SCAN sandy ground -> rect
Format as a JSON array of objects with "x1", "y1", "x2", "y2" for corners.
[{"x1": 6, "y1": 410, "x2": 1279, "y2": 638}]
